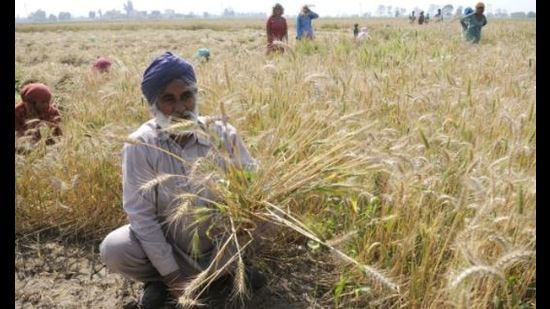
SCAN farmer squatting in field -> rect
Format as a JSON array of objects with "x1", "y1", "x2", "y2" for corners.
[{"x1": 99, "y1": 51, "x2": 266, "y2": 308}]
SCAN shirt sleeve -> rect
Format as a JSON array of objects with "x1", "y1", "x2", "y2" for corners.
[
  {"x1": 122, "y1": 142, "x2": 180, "y2": 276},
  {"x1": 460, "y1": 15, "x2": 468, "y2": 29},
  {"x1": 266, "y1": 18, "x2": 272, "y2": 42},
  {"x1": 309, "y1": 11, "x2": 319, "y2": 19},
  {"x1": 14, "y1": 104, "x2": 25, "y2": 133}
]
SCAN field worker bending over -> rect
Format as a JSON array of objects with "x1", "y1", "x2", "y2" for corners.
[
  {"x1": 195, "y1": 48, "x2": 210, "y2": 62},
  {"x1": 266, "y1": 3, "x2": 288, "y2": 54},
  {"x1": 99, "y1": 51, "x2": 265, "y2": 309},
  {"x1": 92, "y1": 56, "x2": 113, "y2": 73},
  {"x1": 296, "y1": 5, "x2": 319, "y2": 40},
  {"x1": 356, "y1": 27, "x2": 370, "y2": 43},
  {"x1": 15, "y1": 82, "x2": 62, "y2": 144},
  {"x1": 460, "y1": 2, "x2": 487, "y2": 43}
]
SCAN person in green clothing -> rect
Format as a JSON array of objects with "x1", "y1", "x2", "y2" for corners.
[
  {"x1": 460, "y1": 2, "x2": 487, "y2": 43},
  {"x1": 195, "y1": 48, "x2": 210, "y2": 62}
]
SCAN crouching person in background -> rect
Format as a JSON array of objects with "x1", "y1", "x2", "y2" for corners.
[{"x1": 15, "y1": 82, "x2": 62, "y2": 150}]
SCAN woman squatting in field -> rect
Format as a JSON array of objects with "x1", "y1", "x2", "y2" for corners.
[
  {"x1": 92, "y1": 56, "x2": 113, "y2": 73},
  {"x1": 99, "y1": 52, "x2": 266, "y2": 308},
  {"x1": 15, "y1": 82, "x2": 62, "y2": 145}
]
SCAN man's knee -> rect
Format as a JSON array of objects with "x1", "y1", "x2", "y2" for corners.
[
  {"x1": 99, "y1": 226, "x2": 161, "y2": 282},
  {"x1": 99, "y1": 227, "x2": 130, "y2": 272}
]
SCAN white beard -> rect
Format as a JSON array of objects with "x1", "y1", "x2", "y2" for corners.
[
  {"x1": 151, "y1": 105, "x2": 200, "y2": 140},
  {"x1": 154, "y1": 109, "x2": 173, "y2": 129}
]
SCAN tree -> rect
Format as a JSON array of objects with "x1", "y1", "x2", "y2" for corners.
[
  {"x1": 89, "y1": 11, "x2": 96, "y2": 19},
  {"x1": 183, "y1": 11, "x2": 197, "y2": 18},
  {"x1": 203, "y1": 11, "x2": 209, "y2": 18},
  {"x1": 510, "y1": 11, "x2": 526, "y2": 18},
  {"x1": 223, "y1": 8, "x2": 235, "y2": 17},
  {"x1": 376, "y1": 5, "x2": 386, "y2": 17},
  {"x1": 135, "y1": 11, "x2": 147, "y2": 19},
  {"x1": 527, "y1": 11, "x2": 536, "y2": 18},
  {"x1": 494, "y1": 8, "x2": 508, "y2": 17},
  {"x1": 98, "y1": 9, "x2": 102, "y2": 18},
  {"x1": 455, "y1": 6, "x2": 463, "y2": 17},
  {"x1": 150, "y1": 10, "x2": 161, "y2": 19},
  {"x1": 386, "y1": 5, "x2": 393, "y2": 17},
  {"x1": 164, "y1": 9, "x2": 175, "y2": 18},
  {"x1": 29, "y1": 9, "x2": 46, "y2": 22},
  {"x1": 58, "y1": 12, "x2": 71, "y2": 20},
  {"x1": 442, "y1": 4, "x2": 454, "y2": 17},
  {"x1": 104, "y1": 9, "x2": 123, "y2": 19},
  {"x1": 48, "y1": 14, "x2": 57, "y2": 22},
  {"x1": 123, "y1": 0, "x2": 134, "y2": 16}
]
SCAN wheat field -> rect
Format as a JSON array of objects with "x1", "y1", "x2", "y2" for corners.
[{"x1": 15, "y1": 18, "x2": 535, "y2": 308}]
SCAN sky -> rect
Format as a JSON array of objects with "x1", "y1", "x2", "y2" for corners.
[{"x1": 15, "y1": 0, "x2": 536, "y2": 18}]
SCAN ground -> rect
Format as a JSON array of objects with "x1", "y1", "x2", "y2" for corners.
[{"x1": 15, "y1": 235, "x2": 337, "y2": 308}]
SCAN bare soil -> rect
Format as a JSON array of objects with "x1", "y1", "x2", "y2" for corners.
[{"x1": 15, "y1": 236, "x2": 337, "y2": 308}]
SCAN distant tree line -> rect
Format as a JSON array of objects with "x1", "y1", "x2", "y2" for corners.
[
  {"x1": 18, "y1": 1, "x2": 535, "y2": 22},
  {"x1": 18, "y1": 0, "x2": 267, "y2": 22}
]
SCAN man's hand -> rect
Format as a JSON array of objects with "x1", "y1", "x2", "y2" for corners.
[{"x1": 162, "y1": 270, "x2": 189, "y2": 299}]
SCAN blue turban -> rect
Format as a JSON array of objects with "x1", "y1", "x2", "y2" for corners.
[
  {"x1": 464, "y1": 7, "x2": 474, "y2": 15},
  {"x1": 141, "y1": 51, "x2": 196, "y2": 105}
]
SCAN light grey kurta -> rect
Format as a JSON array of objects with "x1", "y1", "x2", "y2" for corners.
[{"x1": 100, "y1": 117, "x2": 257, "y2": 281}]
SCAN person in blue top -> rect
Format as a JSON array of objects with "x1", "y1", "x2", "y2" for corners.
[
  {"x1": 296, "y1": 5, "x2": 319, "y2": 40},
  {"x1": 460, "y1": 2, "x2": 487, "y2": 43}
]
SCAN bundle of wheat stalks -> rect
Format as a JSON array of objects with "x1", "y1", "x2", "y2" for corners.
[{"x1": 130, "y1": 106, "x2": 399, "y2": 307}]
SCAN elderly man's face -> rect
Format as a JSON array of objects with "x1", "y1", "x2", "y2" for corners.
[{"x1": 156, "y1": 79, "x2": 197, "y2": 119}]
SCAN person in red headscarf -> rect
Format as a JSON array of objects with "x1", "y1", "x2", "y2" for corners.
[
  {"x1": 92, "y1": 56, "x2": 113, "y2": 73},
  {"x1": 15, "y1": 82, "x2": 62, "y2": 143},
  {"x1": 266, "y1": 3, "x2": 288, "y2": 54}
]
